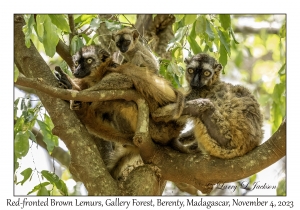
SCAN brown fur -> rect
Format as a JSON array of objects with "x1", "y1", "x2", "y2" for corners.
[
  {"x1": 58, "y1": 45, "x2": 187, "y2": 179},
  {"x1": 184, "y1": 53, "x2": 264, "y2": 159},
  {"x1": 113, "y1": 28, "x2": 159, "y2": 73},
  {"x1": 107, "y1": 63, "x2": 185, "y2": 122}
]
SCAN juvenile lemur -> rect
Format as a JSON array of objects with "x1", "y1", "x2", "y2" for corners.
[
  {"x1": 182, "y1": 53, "x2": 264, "y2": 159},
  {"x1": 113, "y1": 28, "x2": 159, "y2": 73},
  {"x1": 57, "y1": 45, "x2": 186, "y2": 179}
]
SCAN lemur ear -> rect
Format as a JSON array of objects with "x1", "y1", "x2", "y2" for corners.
[
  {"x1": 111, "y1": 33, "x2": 116, "y2": 41},
  {"x1": 132, "y1": 29, "x2": 139, "y2": 40},
  {"x1": 99, "y1": 48, "x2": 110, "y2": 62},
  {"x1": 214, "y1": 63, "x2": 223, "y2": 71},
  {"x1": 184, "y1": 57, "x2": 191, "y2": 64}
]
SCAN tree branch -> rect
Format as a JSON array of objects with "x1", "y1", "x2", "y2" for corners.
[
  {"x1": 14, "y1": 14, "x2": 120, "y2": 195},
  {"x1": 68, "y1": 14, "x2": 75, "y2": 46},
  {"x1": 15, "y1": 76, "x2": 139, "y2": 101},
  {"x1": 138, "y1": 118, "x2": 286, "y2": 193},
  {"x1": 234, "y1": 25, "x2": 280, "y2": 35},
  {"x1": 56, "y1": 40, "x2": 73, "y2": 68}
]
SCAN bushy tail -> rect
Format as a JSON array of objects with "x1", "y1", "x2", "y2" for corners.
[{"x1": 193, "y1": 118, "x2": 256, "y2": 159}]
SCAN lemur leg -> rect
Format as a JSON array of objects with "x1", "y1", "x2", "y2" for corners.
[{"x1": 184, "y1": 99, "x2": 232, "y2": 147}]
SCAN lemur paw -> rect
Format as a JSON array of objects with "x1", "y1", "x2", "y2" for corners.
[{"x1": 70, "y1": 101, "x2": 82, "y2": 110}]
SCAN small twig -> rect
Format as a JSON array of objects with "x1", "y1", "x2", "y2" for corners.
[
  {"x1": 68, "y1": 15, "x2": 76, "y2": 45},
  {"x1": 78, "y1": 26, "x2": 91, "y2": 35}
]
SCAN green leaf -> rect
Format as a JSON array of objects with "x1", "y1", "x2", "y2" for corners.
[
  {"x1": 24, "y1": 109, "x2": 36, "y2": 124},
  {"x1": 37, "y1": 120, "x2": 58, "y2": 153},
  {"x1": 189, "y1": 21, "x2": 197, "y2": 39},
  {"x1": 167, "y1": 26, "x2": 186, "y2": 51},
  {"x1": 174, "y1": 26, "x2": 187, "y2": 43},
  {"x1": 187, "y1": 35, "x2": 202, "y2": 54},
  {"x1": 279, "y1": 23, "x2": 286, "y2": 38},
  {"x1": 14, "y1": 155, "x2": 19, "y2": 173},
  {"x1": 278, "y1": 63, "x2": 286, "y2": 75},
  {"x1": 17, "y1": 168, "x2": 33, "y2": 185},
  {"x1": 105, "y1": 20, "x2": 122, "y2": 30},
  {"x1": 20, "y1": 98, "x2": 26, "y2": 111},
  {"x1": 41, "y1": 170, "x2": 60, "y2": 183},
  {"x1": 276, "y1": 179, "x2": 286, "y2": 196},
  {"x1": 22, "y1": 15, "x2": 35, "y2": 48},
  {"x1": 44, "y1": 114, "x2": 54, "y2": 129},
  {"x1": 41, "y1": 170, "x2": 68, "y2": 195},
  {"x1": 14, "y1": 97, "x2": 20, "y2": 107},
  {"x1": 167, "y1": 61, "x2": 181, "y2": 77},
  {"x1": 37, "y1": 185, "x2": 50, "y2": 196},
  {"x1": 219, "y1": 14, "x2": 231, "y2": 30},
  {"x1": 195, "y1": 16, "x2": 206, "y2": 35},
  {"x1": 28, "y1": 130, "x2": 37, "y2": 143},
  {"x1": 49, "y1": 15, "x2": 71, "y2": 33},
  {"x1": 43, "y1": 15, "x2": 59, "y2": 57},
  {"x1": 272, "y1": 83, "x2": 285, "y2": 104},
  {"x1": 249, "y1": 174, "x2": 257, "y2": 185},
  {"x1": 90, "y1": 18, "x2": 102, "y2": 31},
  {"x1": 74, "y1": 15, "x2": 97, "y2": 28},
  {"x1": 70, "y1": 35, "x2": 84, "y2": 55},
  {"x1": 86, "y1": 34, "x2": 99, "y2": 46},
  {"x1": 219, "y1": 44, "x2": 228, "y2": 71},
  {"x1": 184, "y1": 14, "x2": 197, "y2": 25},
  {"x1": 36, "y1": 15, "x2": 46, "y2": 41},
  {"x1": 229, "y1": 28, "x2": 239, "y2": 44},
  {"x1": 174, "y1": 15, "x2": 185, "y2": 22},
  {"x1": 28, "y1": 182, "x2": 50, "y2": 195},
  {"x1": 205, "y1": 19, "x2": 215, "y2": 41},
  {"x1": 81, "y1": 34, "x2": 91, "y2": 44},
  {"x1": 56, "y1": 180, "x2": 68, "y2": 196},
  {"x1": 218, "y1": 28, "x2": 231, "y2": 56},
  {"x1": 14, "y1": 98, "x2": 20, "y2": 121},
  {"x1": 14, "y1": 117, "x2": 24, "y2": 136},
  {"x1": 14, "y1": 131, "x2": 30, "y2": 159},
  {"x1": 14, "y1": 67, "x2": 19, "y2": 82}
]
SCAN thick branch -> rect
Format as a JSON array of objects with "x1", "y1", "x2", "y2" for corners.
[
  {"x1": 139, "y1": 118, "x2": 286, "y2": 193},
  {"x1": 14, "y1": 14, "x2": 119, "y2": 195},
  {"x1": 56, "y1": 40, "x2": 73, "y2": 68},
  {"x1": 15, "y1": 76, "x2": 141, "y2": 102}
]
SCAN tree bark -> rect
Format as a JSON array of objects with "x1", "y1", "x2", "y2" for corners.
[
  {"x1": 14, "y1": 14, "x2": 162, "y2": 195},
  {"x1": 14, "y1": 14, "x2": 119, "y2": 195}
]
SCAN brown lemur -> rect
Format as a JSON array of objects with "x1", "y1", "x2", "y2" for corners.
[
  {"x1": 57, "y1": 45, "x2": 187, "y2": 179},
  {"x1": 182, "y1": 53, "x2": 264, "y2": 159},
  {"x1": 112, "y1": 27, "x2": 159, "y2": 73},
  {"x1": 153, "y1": 53, "x2": 264, "y2": 158}
]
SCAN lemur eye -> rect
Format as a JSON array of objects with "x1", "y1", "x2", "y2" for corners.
[
  {"x1": 125, "y1": 40, "x2": 131, "y2": 45},
  {"x1": 203, "y1": 70, "x2": 211, "y2": 77},
  {"x1": 187, "y1": 68, "x2": 194, "y2": 74},
  {"x1": 87, "y1": 58, "x2": 93, "y2": 64},
  {"x1": 74, "y1": 61, "x2": 79, "y2": 67}
]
